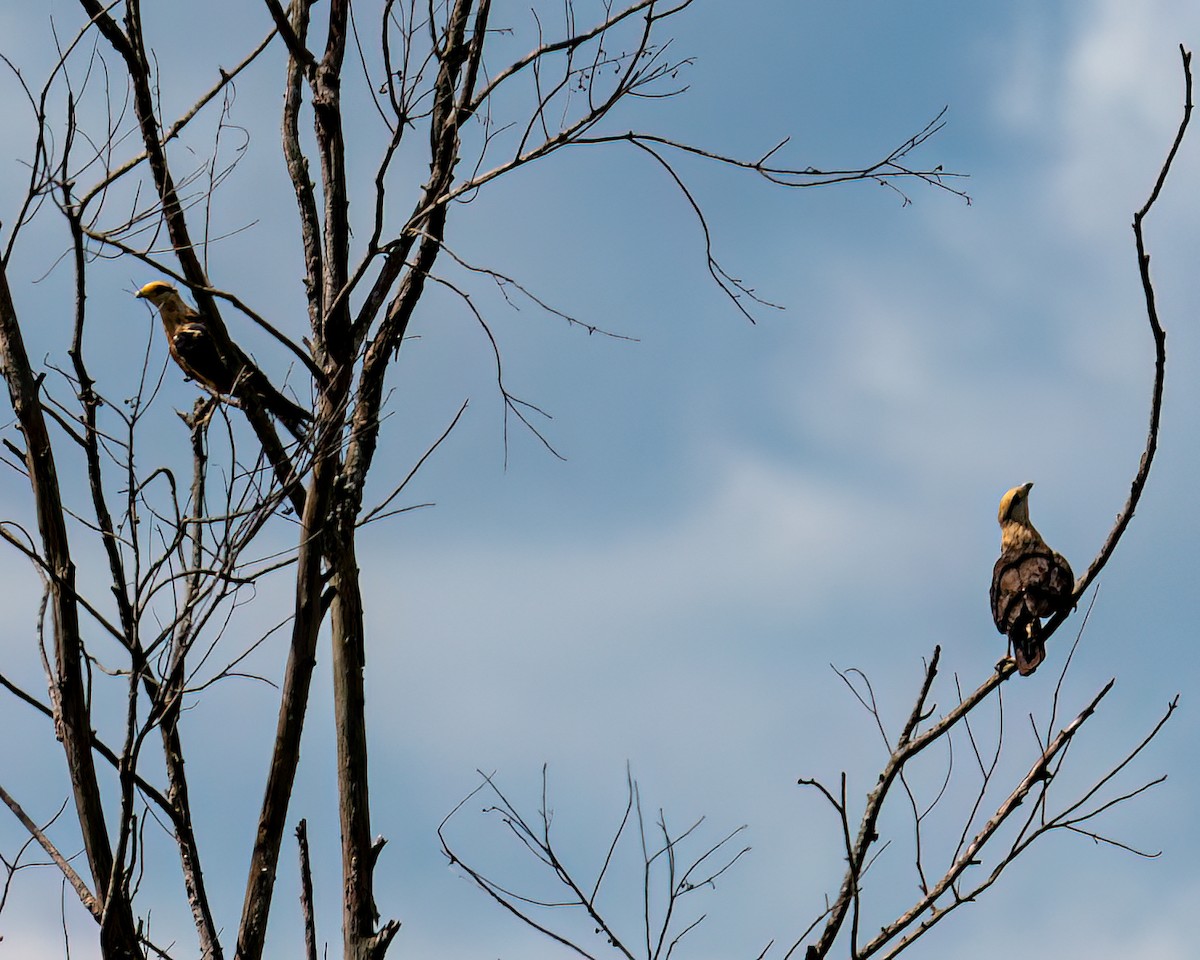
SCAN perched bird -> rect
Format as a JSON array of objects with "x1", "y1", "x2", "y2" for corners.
[
  {"x1": 990, "y1": 482, "x2": 1075, "y2": 676},
  {"x1": 136, "y1": 281, "x2": 311, "y2": 438}
]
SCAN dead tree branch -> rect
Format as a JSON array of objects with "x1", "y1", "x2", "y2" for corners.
[
  {"x1": 440, "y1": 767, "x2": 749, "y2": 960},
  {"x1": 1049, "y1": 45, "x2": 1192, "y2": 626},
  {"x1": 0, "y1": 3, "x2": 991, "y2": 959}
]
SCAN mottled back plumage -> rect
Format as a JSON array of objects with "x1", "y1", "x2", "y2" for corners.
[
  {"x1": 990, "y1": 483, "x2": 1074, "y2": 676},
  {"x1": 136, "y1": 281, "x2": 311, "y2": 438}
]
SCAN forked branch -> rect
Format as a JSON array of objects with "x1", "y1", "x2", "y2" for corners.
[
  {"x1": 797, "y1": 47, "x2": 1192, "y2": 959},
  {"x1": 439, "y1": 767, "x2": 749, "y2": 960}
]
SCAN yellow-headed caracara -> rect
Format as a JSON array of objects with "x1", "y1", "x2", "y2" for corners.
[
  {"x1": 136, "y1": 281, "x2": 311, "y2": 438},
  {"x1": 990, "y1": 482, "x2": 1075, "y2": 676}
]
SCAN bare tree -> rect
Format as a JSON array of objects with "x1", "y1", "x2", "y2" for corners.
[
  {"x1": 0, "y1": 2, "x2": 968, "y2": 959},
  {"x1": 437, "y1": 45, "x2": 1191, "y2": 960}
]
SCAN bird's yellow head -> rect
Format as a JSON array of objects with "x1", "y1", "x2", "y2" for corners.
[
  {"x1": 997, "y1": 482, "x2": 1034, "y2": 526},
  {"x1": 135, "y1": 280, "x2": 178, "y2": 305}
]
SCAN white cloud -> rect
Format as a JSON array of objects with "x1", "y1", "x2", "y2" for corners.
[
  {"x1": 1052, "y1": 1, "x2": 1197, "y2": 234},
  {"x1": 984, "y1": 1, "x2": 1200, "y2": 243}
]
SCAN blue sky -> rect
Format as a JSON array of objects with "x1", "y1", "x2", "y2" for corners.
[{"x1": 0, "y1": 2, "x2": 1198, "y2": 958}]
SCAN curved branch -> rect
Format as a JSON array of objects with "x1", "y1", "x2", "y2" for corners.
[
  {"x1": 1054, "y1": 46, "x2": 1191, "y2": 623},
  {"x1": 799, "y1": 649, "x2": 1013, "y2": 959}
]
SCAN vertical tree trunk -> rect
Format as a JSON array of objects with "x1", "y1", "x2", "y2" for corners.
[
  {"x1": 235, "y1": 452, "x2": 332, "y2": 960},
  {"x1": 329, "y1": 520, "x2": 386, "y2": 960}
]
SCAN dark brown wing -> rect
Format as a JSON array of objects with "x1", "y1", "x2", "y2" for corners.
[
  {"x1": 233, "y1": 362, "x2": 312, "y2": 439},
  {"x1": 1045, "y1": 550, "x2": 1074, "y2": 609},
  {"x1": 170, "y1": 321, "x2": 237, "y2": 395},
  {"x1": 1021, "y1": 548, "x2": 1074, "y2": 619},
  {"x1": 991, "y1": 546, "x2": 1073, "y2": 633},
  {"x1": 172, "y1": 322, "x2": 311, "y2": 438},
  {"x1": 991, "y1": 546, "x2": 1074, "y2": 676}
]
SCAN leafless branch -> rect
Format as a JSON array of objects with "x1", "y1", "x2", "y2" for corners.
[
  {"x1": 441, "y1": 768, "x2": 748, "y2": 960},
  {"x1": 1048, "y1": 45, "x2": 1191, "y2": 628},
  {"x1": 0, "y1": 782, "x2": 101, "y2": 920},
  {"x1": 296, "y1": 819, "x2": 319, "y2": 960}
]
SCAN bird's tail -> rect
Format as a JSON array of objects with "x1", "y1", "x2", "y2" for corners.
[
  {"x1": 1011, "y1": 626, "x2": 1045, "y2": 677},
  {"x1": 238, "y1": 368, "x2": 312, "y2": 440},
  {"x1": 263, "y1": 384, "x2": 313, "y2": 440}
]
